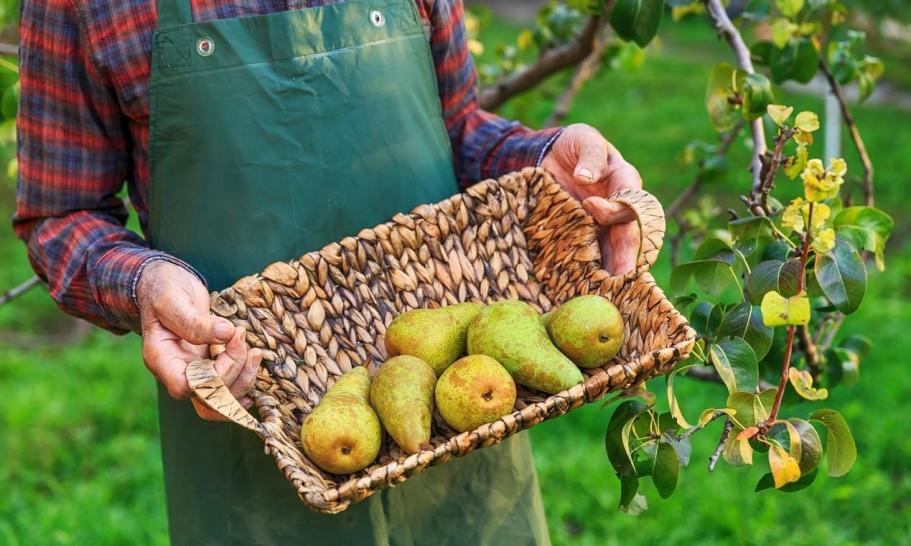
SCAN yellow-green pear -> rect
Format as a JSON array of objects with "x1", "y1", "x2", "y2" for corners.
[
  {"x1": 435, "y1": 355, "x2": 516, "y2": 432},
  {"x1": 545, "y1": 295, "x2": 624, "y2": 368},
  {"x1": 384, "y1": 302, "x2": 483, "y2": 376},
  {"x1": 300, "y1": 367, "x2": 381, "y2": 474},
  {"x1": 370, "y1": 355, "x2": 436, "y2": 454},
  {"x1": 467, "y1": 300, "x2": 584, "y2": 395}
]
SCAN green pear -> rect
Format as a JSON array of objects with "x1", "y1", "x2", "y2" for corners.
[
  {"x1": 545, "y1": 295, "x2": 624, "y2": 368},
  {"x1": 370, "y1": 355, "x2": 436, "y2": 454},
  {"x1": 467, "y1": 301, "x2": 584, "y2": 394},
  {"x1": 385, "y1": 302, "x2": 483, "y2": 376},
  {"x1": 300, "y1": 367, "x2": 381, "y2": 474},
  {"x1": 435, "y1": 355, "x2": 516, "y2": 432}
]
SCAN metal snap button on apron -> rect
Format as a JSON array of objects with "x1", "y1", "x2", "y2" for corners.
[
  {"x1": 369, "y1": 10, "x2": 386, "y2": 27},
  {"x1": 196, "y1": 37, "x2": 215, "y2": 57}
]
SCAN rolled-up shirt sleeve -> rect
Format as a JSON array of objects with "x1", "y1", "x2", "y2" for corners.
[
  {"x1": 427, "y1": 0, "x2": 563, "y2": 188},
  {"x1": 13, "y1": 0, "x2": 199, "y2": 334}
]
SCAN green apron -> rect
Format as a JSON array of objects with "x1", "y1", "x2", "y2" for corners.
[{"x1": 147, "y1": 0, "x2": 551, "y2": 543}]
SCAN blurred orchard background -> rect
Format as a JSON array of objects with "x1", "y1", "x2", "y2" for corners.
[{"x1": 1, "y1": 1, "x2": 910, "y2": 544}]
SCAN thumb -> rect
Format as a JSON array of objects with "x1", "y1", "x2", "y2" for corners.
[
  {"x1": 155, "y1": 292, "x2": 235, "y2": 345},
  {"x1": 582, "y1": 197, "x2": 637, "y2": 226},
  {"x1": 573, "y1": 135, "x2": 608, "y2": 185}
]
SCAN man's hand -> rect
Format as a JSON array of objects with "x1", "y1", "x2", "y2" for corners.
[
  {"x1": 137, "y1": 260, "x2": 262, "y2": 421},
  {"x1": 542, "y1": 123, "x2": 643, "y2": 275}
]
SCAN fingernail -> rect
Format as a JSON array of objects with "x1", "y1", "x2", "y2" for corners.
[
  {"x1": 214, "y1": 319, "x2": 234, "y2": 340},
  {"x1": 577, "y1": 167, "x2": 594, "y2": 181}
]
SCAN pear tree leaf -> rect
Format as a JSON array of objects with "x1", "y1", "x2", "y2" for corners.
[
  {"x1": 776, "y1": 0, "x2": 804, "y2": 17},
  {"x1": 760, "y1": 290, "x2": 810, "y2": 326},
  {"x1": 756, "y1": 467, "x2": 818, "y2": 492},
  {"x1": 810, "y1": 409, "x2": 857, "y2": 477},
  {"x1": 716, "y1": 302, "x2": 774, "y2": 360},
  {"x1": 609, "y1": 0, "x2": 663, "y2": 47},
  {"x1": 788, "y1": 367, "x2": 828, "y2": 400},
  {"x1": 670, "y1": 259, "x2": 740, "y2": 298},
  {"x1": 606, "y1": 400, "x2": 649, "y2": 476},
  {"x1": 666, "y1": 364, "x2": 696, "y2": 428},
  {"x1": 794, "y1": 111, "x2": 820, "y2": 132},
  {"x1": 706, "y1": 63, "x2": 738, "y2": 131},
  {"x1": 723, "y1": 433, "x2": 754, "y2": 466},
  {"x1": 815, "y1": 239, "x2": 866, "y2": 314},
  {"x1": 709, "y1": 338, "x2": 759, "y2": 394},
  {"x1": 767, "y1": 104, "x2": 793, "y2": 126},
  {"x1": 768, "y1": 444, "x2": 802, "y2": 488},
  {"x1": 652, "y1": 442, "x2": 680, "y2": 499},
  {"x1": 833, "y1": 206, "x2": 894, "y2": 271},
  {"x1": 747, "y1": 259, "x2": 801, "y2": 304},
  {"x1": 697, "y1": 407, "x2": 738, "y2": 428},
  {"x1": 737, "y1": 71, "x2": 775, "y2": 121},
  {"x1": 618, "y1": 475, "x2": 644, "y2": 513}
]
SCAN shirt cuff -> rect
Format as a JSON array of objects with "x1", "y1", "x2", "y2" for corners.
[
  {"x1": 484, "y1": 126, "x2": 564, "y2": 179},
  {"x1": 91, "y1": 246, "x2": 207, "y2": 332}
]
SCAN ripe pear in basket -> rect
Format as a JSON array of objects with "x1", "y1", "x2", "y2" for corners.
[{"x1": 188, "y1": 168, "x2": 696, "y2": 514}]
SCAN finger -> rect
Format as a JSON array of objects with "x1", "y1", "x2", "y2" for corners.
[
  {"x1": 154, "y1": 291, "x2": 235, "y2": 345},
  {"x1": 582, "y1": 197, "x2": 637, "y2": 225},
  {"x1": 239, "y1": 396, "x2": 254, "y2": 410},
  {"x1": 213, "y1": 327, "x2": 248, "y2": 387},
  {"x1": 603, "y1": 150, "x2": 644, "y2": 191},
  {"x1": 609, "y1": 221, "x2": 641, "y2": 275},
  {"x1": 144, "y1": 342, "x2": 193, "y2": 400},
  {"x1": 191, "y1": 397, "x2": 228, "y2": 422},
  {"x1": 574, "y1": 133, "x2": 609, "y2": 185},
  {"x1": 229, "y1": 348, "x2": 262, "y2": 399}
]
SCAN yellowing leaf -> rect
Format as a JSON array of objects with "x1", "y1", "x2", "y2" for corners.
[
  {"x1": 517, "y1": 30, "x2": 535, "y2": 52},
  {"x1": 812, "y1": 228, "x2": 836, "y2": 254},
  {"x1": 776, "y1": 0, "x2": 804, "y2": 17},
  {"x1": 723, "y1": 434, "x2": 754, "y2": 466},
  {"x1": 771, "y1": 18, "x2": 797, "y2": 48},
  {"x1": 782, "y1": 197, "x2": 805, "y2": 232},
  {"x1": 829, "y1": 157, "x2": 847, "y2": 176},
  {"x1": 793, "y1": 129, "x2": 814, "y2": 146},
  {"x1": 698, "y1": 408, "x2": 738, "y2": 428},
  {"x1": 468, "y1": 39, "x2": 485, "y2": 56},
  {"x1": 795, "y1": 111, "x2": 820, "y2": 132},
  {"x1": 769, "y1": 444, "x2": 802, "y2": 488},
  {"x1": 761, "y1": 291, "x2": 811, "y2": 327},
  {"x1": 809, "y1": 202, "x2": 830, "y2": 229},
  {"x1": 767, "y1": 104, "x2": 794, "y2": 126},
  {"x1": 788, "y1": 368, "x2": 829, "y2": 400},
  {"x1": 784, "y1": 145, "x2": 808, "y2": 179}
]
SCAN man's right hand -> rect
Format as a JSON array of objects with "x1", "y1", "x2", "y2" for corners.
[{"x1": 137, "y1": 260, "x2": 262, "y2": 421}]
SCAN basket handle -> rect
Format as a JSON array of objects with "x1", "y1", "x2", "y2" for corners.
[
  {"x1": 186, "y1": 359, "x2": 268, "y2": 438},
  {"x1": 607, "y1": 188, "x2": 666, "y2": 274}
]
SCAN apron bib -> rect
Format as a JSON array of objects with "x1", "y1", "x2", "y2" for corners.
[{"x1": 146, "y1": 0, "x2": 550, "y2": 544}]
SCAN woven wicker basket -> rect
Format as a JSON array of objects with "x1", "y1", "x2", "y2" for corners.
[{"x1": 187, "y1": 167, "x2": 696, "y2": 513}]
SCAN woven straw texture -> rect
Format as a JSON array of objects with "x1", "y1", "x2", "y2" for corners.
[{"x1": 189, "y1": 167, "x2": 696, "y2": 513}]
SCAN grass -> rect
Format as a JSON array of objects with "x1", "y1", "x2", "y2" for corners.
[{"x1": 1, "y1": 16, "x2": 909, "y2": 546}]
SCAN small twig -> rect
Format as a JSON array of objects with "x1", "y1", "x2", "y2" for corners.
[
  {"x1": 677, "y1": 410, "x2": 726, "y2": 441},
  {"x1": 0, "y1": 276, "x2": 43, "y2": 307},
  {"x1": 819, "y1": 314, "x2": 845, "y2": 351},
  {"x1": 703, "y1": 0, "x2": 767, "y2": 194},
  {"x1": 480, "y1": 14, "x2": 605, "y2": 111},
  {"x1": 0, "y1": 43, "x2": 17, "y2": 57},
  {"x1": 545, "y1": 21, "x2": 613, "y2": 128},
  {"x1": 684, "y1": 365, "x2": 773, "y2": 390},
  {"x1": 818, "y1": 58, "x2": 874, "y2": 206},
  {"x1": 708, "y1": 419, "x2": 735, "y2": 471},
  {"x1": 750, "y1": 127, "x2": 795, "y2": 215},
  {"x1": 798, "y1": 324, "x2": 821, "y2": 378},
  {"x1": 666, "y1": 120, "x2": 745, "y2": 220},
  {"x1": 767, "y1": 203, "x2": 815, "y2": 424}
]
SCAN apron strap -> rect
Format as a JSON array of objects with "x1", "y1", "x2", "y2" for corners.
[{"x1": 157, "y1": 0, "x2": 193, "y2": 28}]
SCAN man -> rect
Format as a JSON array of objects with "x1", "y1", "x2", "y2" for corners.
[{"x1": 15, "y1": 0, "x2": 643, "y2": 544}]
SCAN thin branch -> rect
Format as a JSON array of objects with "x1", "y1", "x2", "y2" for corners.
[
  {"x1": 818, "y1": 58, "x2": 874, "y2": 206},
  {"x1": 685, "y1": 364, "x2": 774, "y2": 390},
  {"x1": 750, "y1": 127, "x2": 795, "y2": 215},
  {"x1": 479, "y1": 15, "x2": 604, "y2": 111},
  {"x1": 0, "y1": 276, "x2": 43, "y2": 307},
  {"x1": 708, "y1": 419, "x2": 735, "y2": 471},
  {"x1": 703, "y1": 0, "x2": 767, "y2": 196},
  {"x1": 0, "y1": 43, "x2": 17, "y2": 56},
  {"x1": 666, "y1": 120, "x2": 745, "y2": 220},
  {"x1": 678, "y1": 409, "x2": 725, "y2": 441},
  {"x1": 544, "y1": 21, "x2": 613, "y2": 128},
  {"x1": 798, "y1": 324, "x2": 821, "y2": 378}
]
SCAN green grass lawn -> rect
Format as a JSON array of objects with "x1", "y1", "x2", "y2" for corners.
[{"x1": 1, "y1": 16, "x2": 910, "y2": 546}]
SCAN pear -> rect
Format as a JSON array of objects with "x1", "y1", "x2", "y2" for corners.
[
  {"x1": 370, "y1": 355, "x2": 436, "y2": 454},
  {"x1": 385, "y1": 302, "x2": 483, "y2": 376},
  {"x1": 435, "y1": 355, "x2": 516, "y2": 432},
  {"x1": 545, "y1": 295, "x2": 624, "y2": 368},
  {"x1": 467, "y1": 300, "x2": 584, "y2": 395},
  {"x1": 300, "y1": 367, "x2": 381, "y2": 474}
]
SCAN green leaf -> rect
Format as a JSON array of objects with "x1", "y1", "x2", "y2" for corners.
[
  {"x1": 670, "y1": 259, "x2": 740, "y2": 298},
  {"x1": 761, "y1": 290, "x2": 810, "y2": 326},
  {"x1": 722, "y1": 433, "x2": 754, "y2": 466},
  {"x1": 737, "y1": 71, "x2": 775, "y2": 121},
  {"x1": 747, "y1": 259, "x2": 801, "y2": 304},
  {"x1": 609, "y1": 0, "x2": 663, "y2": 47},
  {"x1": 709, "y1": 338, "x2": 759, "y2": 394},
  {"x1": 841, "y1": 334, "x2": 872, "y2": 359},
  {"x1": 716, "y1": 303, "x2": 774, "y2": 360},
  {"x1": 788, "y1": 418, "x2": 823, "y2": 473},
  {"x1": 606, "y1": 400, "x2": 649, "y2": 476},
  {"x1": 726, "y1": 388, "x2": 776, "y2": 428},
  {"x1": 756, "y1": 467, "x2": 818, "y2": 492},
  {"x1": 775, "y1": 0, "x2": 804, "y2": 17},
  {"x1": 810, "y1": 409, "x2": 857, "y2": 477},
  {"x1": 815, "y1": 239, "x2": 866, "y2": 314},
  {"x1": 652, "y1": 442, "x2": 680, "y2": 499},
  {"x1": 833, "y1": 206, "x2": 894, "y2": 271},
  {"x1": 706, "y1": 63, "x2": 738, "y2": 131},
  {"x1": 729, "y1": 216, "x2": 774, "y2": 263},
  {"x1": 771, "y1": 18, "x2": 796, "y2": 48},
  {"x1": 689, "y1": 302, "x2": 715, "y2": 339},
  {"x1": 788, "y1": 368, "x2": 828, "y2": 400},
  {"x1": 771, "y1": 38, "x2": 819, "y2": 84},
  {"x1": 618, "y1": 475, "x2": 643, "y2": 513}
]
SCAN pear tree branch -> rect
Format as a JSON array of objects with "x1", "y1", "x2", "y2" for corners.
[{"x1": 0, "y1": 275, "x2": 42, "y2": 307}]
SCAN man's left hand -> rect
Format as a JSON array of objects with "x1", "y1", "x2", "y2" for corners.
[{"x1": 541, "y1": 123, "x2": 643, "y2": 275}]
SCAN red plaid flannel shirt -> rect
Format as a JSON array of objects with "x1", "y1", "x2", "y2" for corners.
[{"x1": 13, "y1": 0, "x2": 562, "y2": 333}]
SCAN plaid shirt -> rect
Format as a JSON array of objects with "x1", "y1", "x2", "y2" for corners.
[{"x1": 13, "y1": 0, "x2": 561, "y2": 334}]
